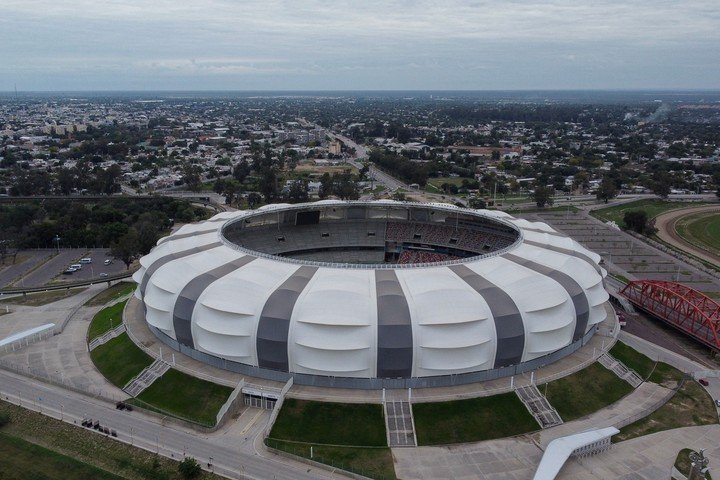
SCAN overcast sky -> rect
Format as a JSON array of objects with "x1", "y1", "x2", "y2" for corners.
[{"x1": 2, "y1": 0, "x2": 719, "y2": 91}]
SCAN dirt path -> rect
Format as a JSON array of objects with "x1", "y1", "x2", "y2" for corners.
[{"x1": 654, "y1": 204, "x2": 720, "y2": 266}]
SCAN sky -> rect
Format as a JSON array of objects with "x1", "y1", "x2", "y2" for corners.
[{"x1": 2, "y1": 0, "x2": 719, "y2": 91}]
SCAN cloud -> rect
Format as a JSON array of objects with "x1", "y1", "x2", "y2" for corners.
[{"x1": 1, "y1": 1, "x2": 719, "y2": 89}]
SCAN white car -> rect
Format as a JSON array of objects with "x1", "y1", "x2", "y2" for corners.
[
  {"x1": 104, "y1": 259, "x2": 112, "y2": 266},
  {"x1": 99, "y1": 272, "x2": 109, "y2": 278}
]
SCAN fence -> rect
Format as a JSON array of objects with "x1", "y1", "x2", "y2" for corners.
[
  {"x1": 613, "y1": 376, "x2": 687, "y2": 430},
  {"x1": 1, "y1": 324, "x2": 55, "y2": 354},
  {"x1": 264, "y1": 438, "x2": 379, "y2": 480},
  {"x1": 215, "y1": 379, "x2": 245, "y2": 427},
  {"x1": 264, "y1": 377, "x2": 293, "y2": 438},
  {"x1": 0, "y1": 357, "x2": 126, "y2": 403}
]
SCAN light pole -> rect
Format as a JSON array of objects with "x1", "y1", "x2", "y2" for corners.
[{"x1": 53, "y1": 234, "x2": 61, "y2": 253}]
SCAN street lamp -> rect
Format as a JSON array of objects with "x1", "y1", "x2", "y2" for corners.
[{"x1": 53, "y1": 234, "x2": 61, "y2": 253}]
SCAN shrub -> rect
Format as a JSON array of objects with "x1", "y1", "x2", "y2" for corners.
[{"x1": 178, "y1": 457, "x2": 201, "y2": 479}]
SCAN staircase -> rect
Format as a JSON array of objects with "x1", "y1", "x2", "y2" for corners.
[
  {"x1": 88, "y1": 324, "x2": 126, "y2": 351},
  {"x1": 516, "y1": 384, "x2": 563, "y2": 429},
  {"x1": 384, "y1": 389, "x2": 417, "y2": 447},
  {"x1": 598, "y1": 353, "x2": 643, "y2": 388},
  {"x1": 123, "y1": 359, "x2": 171, "y2": 397}
]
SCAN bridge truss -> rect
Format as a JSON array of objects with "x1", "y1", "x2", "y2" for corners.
[{"x1": 620, "y1": 280, "x2": 720, "y2": 351}]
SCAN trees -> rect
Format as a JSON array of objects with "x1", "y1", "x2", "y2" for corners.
[
  {"x1": 651, "y1": 171, "x2": 672, "y2": 199},
  {"x1": 110, "y1": 228, "x2": 140, "y2": 270},
  {"x1": 286, "y1": 180, "x2": 309, "y2": 203},
  {"x1": 182, "y1": 164, "x2": 203, "y2": 192},
  {"x1": 596, "y1": 176, "x2": 618, "y2": 203},
  {"x1": 533, "y1": 186, "x2": 554, "y2": 208},
  {"x1": 178, "y1": 457, "x2": 202, "y2": 479},
  {"x1": 624, "y1": 210, "x2": 656, "y2": 235}
]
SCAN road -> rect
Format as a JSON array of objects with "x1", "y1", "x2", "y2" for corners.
[{"x1": 0, "y1": 369, "x2": 346, "y2": 480}]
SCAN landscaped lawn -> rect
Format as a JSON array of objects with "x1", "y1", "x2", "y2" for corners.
[
  {"x1": 543, "y1": 362, "x2": 634, "y2": 422},
  {"x1": 591, "y1": 199, "x2": 708, "y2": 228},
  {"x1": 266, "y1": 439, "x2": 396, "y2": 480},
  {"x1": 412, "y1": 391, "x2": 539, "y2": 445},
  {"x1": 89, "y1": 332, "x2": 154, "y2": 388},
  {"x1": 614, "y1": 380, "x2": 718, "y2": 442},
  {"x1": 609, "y1": 341, "x2": 684, "y2": 385},
  {"x1": 0, "y1": 400, "x2": 224, "y2": 480},
  {"x1": 0, "y1": 432, "x2": 124, "y2": 480},
  {"x1": 270, "y1": 399, "x2": 386, "y2": 446},
  {"x1": 87, "y1": 300, "x2": 127, "y2": 342},
  {"x1": 134, "y1": 369, "x2": 232, "y2": 426},
  {"x1": 676, "y1": 211, "x2": 720, "y2": 256},
  {"x1": 84, "y1": 281, "x2": 136, "y2": 307}
]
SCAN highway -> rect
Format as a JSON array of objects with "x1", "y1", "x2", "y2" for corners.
[{"x1": 0, "y1": 369, "x2": 346, "y2": 480}]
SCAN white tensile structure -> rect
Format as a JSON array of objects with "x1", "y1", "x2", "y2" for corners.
[{"x1": 133, "y1": 201, "x2": 609, "y2": 389}]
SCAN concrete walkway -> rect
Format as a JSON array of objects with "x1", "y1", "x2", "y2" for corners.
[
  {"x1": 557, "y1": 425, "x2": 720, "y2": 479},
  {"x1": 0, "y1": 285, "x2": 127, "y2": 400},
  {"x1": 392, "y1": 381, "x2": 673, "y2": 480}
]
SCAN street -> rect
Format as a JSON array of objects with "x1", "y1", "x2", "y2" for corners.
[{"x1": 0, "y1": 369, "x2": 347, "y2": 480}]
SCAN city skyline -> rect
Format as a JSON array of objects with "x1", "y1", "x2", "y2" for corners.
[{"x1": 3, "y1": 0, "x2": 720, "y2": 91}]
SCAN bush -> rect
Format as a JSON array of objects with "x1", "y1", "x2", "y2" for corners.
[
  {"x1": 0, "y1": 412, "x2": 10, "y2": 427},
  {"x1": 178, "y1": 457, "x2": 201, "y2": 479},
  {"x1": 624, "y1": 210, "x2": 656, "y2": 235}
]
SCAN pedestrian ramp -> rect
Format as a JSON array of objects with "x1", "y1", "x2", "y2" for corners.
[
  {"x1": 385, "y1": 401, "x2": 417, "y2": 447},
  {"x1": 123, "y1": 359, "x2": 171, "y2": 397},
  {"x1": 533, "y1": 427, "x2": 618, "y2": 480},
  {"x1": 516, "y1": 384, "x2": 563, "y2": 429},
  {"x1": 88, "y1": 324, "x2": 126, "y2": 351},
  {"x1": 598, "y1": 353, "x2": 643, "y2": 388}
]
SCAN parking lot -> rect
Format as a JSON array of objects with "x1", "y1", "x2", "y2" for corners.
[
  {"x1": 0, "y1": 250, "x2": 54, "y2": 288},
  {"x1": 0, "y1": 249, "x2": 127, "y2": 289},
  {"x1": 519, "y1": 209, "x2": 720, "y2": 295}
]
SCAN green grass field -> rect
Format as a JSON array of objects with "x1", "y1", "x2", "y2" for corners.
[
  {"x1": 412, "y1": 391, "x2": 539, "y2": 445},
  {"x1": 266, "y1": 439, "x2": 396, "y2": 480},
  {"x1": 270, "y1": 399, "x2": 386, "y2": 446},
  {"x1": 675, "y1": 211, "x2": 720, "y2": 256},
  {"x1": 87, "y1": 300, "x2": 127, "y2": 342},
  {"x1": 0, "y1": 432, "x2": 124, "y2": 480},
  {"x1": 84, "y1": 282, "x2": 136, "y2": 307},
  {"x1": 0, "y1": 400, "x2": 223, "y2": 480},
  {"x1": 134, "y1": 369, "x2": 232, "y2": 426},
  {"x1": 0, "y1": 287, "x2": 87, "y2": 306},
  {"x1": 591, "y1": 199, "x2": 708, "y2": 228},
  {"x1": 543, "y1": 362, "x2": 634, "y2": 422},
  {"x1": 89, "y1": 332, "x2": 154, "y2": 388},
  {"x1": 609, "y1": 341, "x2": 685, "y2": 385},
  {"x1": 614, "y1": 380, "x2": 718, "y2": 442}
]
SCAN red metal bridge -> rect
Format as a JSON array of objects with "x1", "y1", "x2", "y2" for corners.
[{"x1": 620, "y1": 280, "x2": 720, "y2": 351}]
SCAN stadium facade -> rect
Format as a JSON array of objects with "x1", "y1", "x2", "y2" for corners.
[{"x1": 133, "y1": 201, "x2": 609, "y2": 389}]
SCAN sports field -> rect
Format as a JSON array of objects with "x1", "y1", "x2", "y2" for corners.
[{"x1": 675, "y1": 210, "x2": 720, "y2": 257}]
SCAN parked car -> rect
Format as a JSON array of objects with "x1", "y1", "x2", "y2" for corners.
[
  {"x1": 715, "y1": 399, "x2": 720, "y2": 408},
  {"x1": 699, "y1": 378, "x2": 709, "y2": 386},
  {"x1": 104, "y1": 259, "x2": 112, "y2": 265},
  {"x1": 99, "y1": 273, "x2": 108, "y2": 278},
  {"x1": 63, "y1": 269, "x2": 74, "y2": 275}
]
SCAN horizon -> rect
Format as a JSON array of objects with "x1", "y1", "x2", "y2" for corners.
[{"x1": 3, "y1": 1, "x2": 719, "y2": 91}]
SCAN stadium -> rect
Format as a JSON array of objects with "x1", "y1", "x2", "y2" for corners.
[{"x1": 133, "y1": 200, "x2": 609, "y2": 389}]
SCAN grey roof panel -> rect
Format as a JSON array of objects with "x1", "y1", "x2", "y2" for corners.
[
  {"x1": 523, "y1": 239, "x2": 602, "y2": 275},
  {"x1": 256, "y1": 266, "x2": 318, "y2": 371},
  {"x1": 375, "y1": 270, "x2": 413, "y2": 378},
  {"x1": 504, "y1": 253, "x2": 589, "y2": 342},
  {"x1": 449, "y1": 264, "x2": 525, "y2": 368},
  {"x1": 140, "y1": 241, "x2": 222, "y2": 296},
  {"x1": 173, "y1": 255, "x2": 256, "y2": 348}
]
